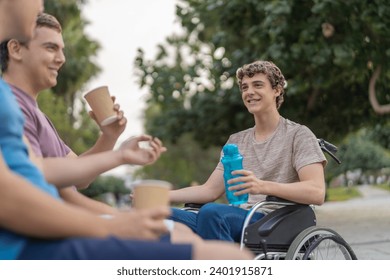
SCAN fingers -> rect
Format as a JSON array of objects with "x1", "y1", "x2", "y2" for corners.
[
  {"x1": 114, "y1": 110, "x2": 127, "y2": 126},
  {"x1": 139, "y1": 207, "x2": 171, "y2": 237},
  {"x1": 120, "y1": 135, "x2": 166, "y2": 165},
  {"x1": 228, "y1": 183, "x2": 248, "y2": 194},
  {"x1": 231, "y1": 169, "x2": 251, "y2": 176},
  {"x1": 143, "y1": 138, "x2": 167, "y2": 164},
  {"x1": 111, "y1": 209, "x2": 170, "y2": 239},
  {"x1": 110, "y1": 99, "x2": 126, "y2": 125},
  {"x1": 231, "y1": 186, "x2": 249, "y2": 196},
  {"x1": 135, "y1": 134, "x2": 153, "y2": 142},
  {"x1": 136, "y1": 135, "x2": 167, "y2": 153},
  {"x1": 88, "y1": 111, "x2": 97, "y2": 121},
  {"x1": 149, "y1": 137, "x2": 167, "y2": 154},
  {"x1": 148, "y1": 221, "x2": 170, "y2": 238},
  {"x1": 146, "y1": 206, "x2": 171, "y2": 220}
]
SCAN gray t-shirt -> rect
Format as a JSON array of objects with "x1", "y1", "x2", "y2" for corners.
[{"x1": 216, "y1": 117, "x2": 326, "y2": 208}]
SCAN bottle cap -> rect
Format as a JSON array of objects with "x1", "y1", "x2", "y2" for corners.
[{"x1": 223, "y1": 144, "x2": 239, "y2": 156}]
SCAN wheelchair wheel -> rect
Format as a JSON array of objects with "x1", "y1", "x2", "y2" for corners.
[{"x1": 285, "y1": 226, "x2": 357, "y2": 260}]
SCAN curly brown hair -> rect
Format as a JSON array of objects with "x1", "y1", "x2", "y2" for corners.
[{"x1": 236, "y1": 60, "x2": 286, "y2": 109}]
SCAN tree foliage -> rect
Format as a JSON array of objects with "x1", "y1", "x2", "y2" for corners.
[
  {"x1": 366, "y1": 122, "x2": 390, "y2": 150},
  {"x1": 39, "y1": 0, "x2": 101, "y2": 154},
  {"x1": 134, "y1": 133, "x2": 221, "y2": 187},
  {"x1": 80, "y1": 175, "x2": 129, "y2": 198},
  {"x1": 326, "y1": 129, "x2": 390, "y2": 180},
  {"x1": 135, "y1": 0, "x2": 390, "y2": 148}
]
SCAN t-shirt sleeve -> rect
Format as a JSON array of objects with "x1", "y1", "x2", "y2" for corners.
[
  {"x1": 60, "y1": 138, "x2": 71, "y2": 155},
  {"x1": 20, "y1": 105, "x2": 43, "y2": 157},
  {"x1": 293, "y1": 126, "x2": 327, "y2": 171}
]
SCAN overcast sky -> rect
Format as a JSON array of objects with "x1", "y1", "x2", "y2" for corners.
[
  {"x1": 82, "y1": 0, "x2": 179, "y2": 175},
  {"x1": 83, "y1": 0, "x2": 178, "y2": 139}
]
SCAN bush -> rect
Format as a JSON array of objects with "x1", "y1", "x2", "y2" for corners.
[{"x1": 80, "y1": 175, "x2": 129, "y2": 198}]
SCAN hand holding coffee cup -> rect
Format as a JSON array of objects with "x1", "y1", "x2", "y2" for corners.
[{"x1": 84, "y1": 86, "x2": 117, "y2": 126}]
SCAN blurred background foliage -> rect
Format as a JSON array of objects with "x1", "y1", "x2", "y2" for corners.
[
  {"x1": 40, "y1": 0, "x2": 101, "y2": 154},
  {"x1": 80, "y1": 175, "x2": 129, "y2": 198},
  {"x1": 134, "y1": 0, "x2": 390, "y2": 188},
  {"x1": 31, "y1": 0, "x2": 389, "y2": 199},
  {"x1": 135, "y1": 0, "x2": 390, "y2": 146}
]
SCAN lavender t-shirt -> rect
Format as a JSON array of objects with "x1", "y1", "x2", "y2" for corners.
[{"x1": 11, "y1": 85, "x2": 71, "y2": 157}]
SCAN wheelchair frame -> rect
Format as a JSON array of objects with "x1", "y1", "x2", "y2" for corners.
[{"x1": 240, "y1": 196, "x2": 357, "y2": 260}]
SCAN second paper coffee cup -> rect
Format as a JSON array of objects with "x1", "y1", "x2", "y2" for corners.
[{"x1": 132, "y1": 180, "x2": 172, "y2": 209}]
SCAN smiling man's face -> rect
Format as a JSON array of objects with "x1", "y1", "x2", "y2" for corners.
[{"x1": 240, "y1": 73, "x2": 280, "y2": 114}]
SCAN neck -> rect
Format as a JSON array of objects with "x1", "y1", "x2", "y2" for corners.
[
  {"x1": 253, "y1": 110, "x2": 281, "y2": 142},
  {"x1": 3, "y1": 71, "x2": 39, "y2": 100}
]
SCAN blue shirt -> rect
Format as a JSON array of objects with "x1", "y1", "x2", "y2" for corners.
[{"x1": 0, "y1": 79, "x2": 60, "y2": 260}]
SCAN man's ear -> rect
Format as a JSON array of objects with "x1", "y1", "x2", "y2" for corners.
[
  {"x1": 274, "y1": 87, "x2": 281, "y2": 97},
  {"x1": 7, "y1": 39, "x2": 24, "y2": 61}
]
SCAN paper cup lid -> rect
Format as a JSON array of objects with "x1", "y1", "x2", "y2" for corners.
[
  {"x1": 132, "y1": 179, "x2": 172, "y2": 189},
  {"x1": 100, "y1": 115, "x2": 118, "y2": 126}
]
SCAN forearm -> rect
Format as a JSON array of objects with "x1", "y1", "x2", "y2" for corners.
[
  {"x1": 59, "y1": 187, "x2": 118, "y2": 215},
  {"x1": 170, "y1": 185, "x2": 221, "y2": 204},
  {"x1": 0, "y1": 172, "x2": 109, "y2": 239},
  {"x1": 262, "y1": 180, "x2": 325, "y2": 205},
  {"x1": 80, "y1": 133, "x2": 117, "y2": 157},
  {"x1": 170, "y1": 169, "x2": 225, "y2": 204},
  {"x1": 74, "y1": 134, "x2": 118, "y2": 189},
  {"x1": 42, "y1": 150, "x2": 124, "y2": 188},
  {"x1": 271, "y1": 164, "x2": 326, "y2": 205}
]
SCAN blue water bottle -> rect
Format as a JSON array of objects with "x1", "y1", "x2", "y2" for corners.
[{"x1": 221, "y1": 144, "x2": 248, "y2": 205}]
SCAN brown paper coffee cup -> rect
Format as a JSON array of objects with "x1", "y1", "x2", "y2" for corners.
[
  {"x1": 84, "y1": 86, "x2": 117, "y2": 126},
  {"x1": 132, "y1": 180, "x2": 172, "y2": 209}
]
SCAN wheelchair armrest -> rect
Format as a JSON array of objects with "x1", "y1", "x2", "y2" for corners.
[
  {"x1": 239, "y1": 197, "x2": 311, "y2": 249},
  {"x1": 243, "y1": 204, "x2": 316, "y2": 248},
  {"x1": 182, "y1": 203, "x2": 205, "y2": 213},
  {"x1": 266, "y1": 195, "x2": 307, "y2": 206},
  {"x1": 183, "y1": 203, "x2": 204, "y2": 209},
  {"x1": 266, "y1": 195, "x2": 295, "y2": 204},
  {"x1": 257, "y1": 205, "x2": 310, "y2": 236}
]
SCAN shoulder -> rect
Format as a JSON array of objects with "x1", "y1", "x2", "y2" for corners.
[
  {"x1": 11, "y1": 86, "x2": 37, "y2": 116},
  {"x1": 228, "y1": 127, "x2": 254, "y2": 143},
  {"x1": 282, "y1": 118, "x2": 317, "y2": 139}
]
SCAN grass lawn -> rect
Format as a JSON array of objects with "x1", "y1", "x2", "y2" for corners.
[
  {"x1": 375, "y1": 183, "x2": 390, "y2": 192},
  {"x1": 326, "y1": 186, "x2": 361, "y2": 202}
]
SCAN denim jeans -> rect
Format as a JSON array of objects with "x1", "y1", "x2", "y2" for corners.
[
  {"x1": 170, "y1": 203, "x2": 264, "y2": 242},
  {"x1": 18, "y1": 236, "x2": 191, "y2": 260}
]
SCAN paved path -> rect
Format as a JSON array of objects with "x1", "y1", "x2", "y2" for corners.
[{"x1": 315, "y1": 185, "x2": 390, "y2": 260}]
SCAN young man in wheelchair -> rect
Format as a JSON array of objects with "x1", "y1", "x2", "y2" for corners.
[{"x1": 169, "y1": 60, "x2": 327, "y2": 242}]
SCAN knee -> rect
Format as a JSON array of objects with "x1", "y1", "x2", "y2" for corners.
[
  {"x1": 170, "y1": 207, "x2": 188, "y2": 219},
  {"x1": 198, "y1": 203, "x2": 225, "y2": 221},
  {"x1": 192, "y1": 241, "x2": 254, "y2": 260},
  {"x1": 171, "y1": 223, "x2": 203, "y2": 245}
]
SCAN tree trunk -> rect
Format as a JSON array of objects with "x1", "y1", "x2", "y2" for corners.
[{"x1": 369, "y1": 66, "x2": 390, "y2": 114}]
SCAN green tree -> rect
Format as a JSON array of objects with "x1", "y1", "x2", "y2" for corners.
[
  {"x1": 39, "y1": 0, "x2": 101, "y2": 154},
  {"x1": 80, "y1": 175, "x2": 129, "y2": 198},
  {"x1": 366, "y1": 121, "x2": 390, "y2": 149},
  {"x1": 326, "y1": 133, "x2": 390, "y2": 180},
  {"x1": 134, "y1": 133, "x2": 221, "y2": 187},
  {"x1": 135, "y1": 0, "x2": 390, "y2": 148}
]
